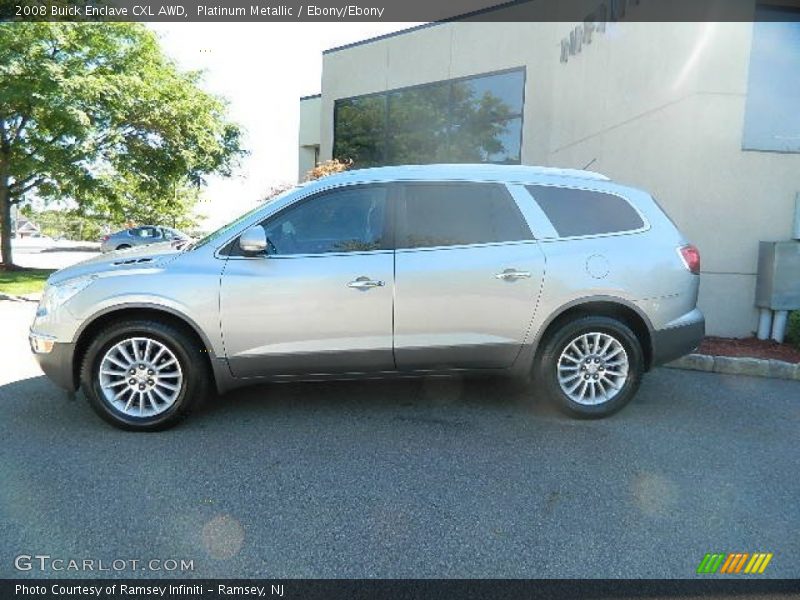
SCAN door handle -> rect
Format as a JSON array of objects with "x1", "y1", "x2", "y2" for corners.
[
  {"x1": 347, "y1": 276, "x2": 385, "y2": 290},
  {"x1": 495, "y1": 269, "x2": 532, "y2": 281}
]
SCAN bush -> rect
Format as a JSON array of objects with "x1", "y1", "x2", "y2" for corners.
[
  {"x1": 787, "y1": 311, "x2": 800, "y2": 350},
  {"x1": 304, "y1": 158, "x2": 352, "y2": 181}
]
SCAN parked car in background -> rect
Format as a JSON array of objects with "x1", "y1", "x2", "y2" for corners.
[
  {"x1": 30, "y1": 164, "x2": 704, "y2": 431},
  {"x1": 100, "y1": 226, "x2": 192, "y2": 253}
]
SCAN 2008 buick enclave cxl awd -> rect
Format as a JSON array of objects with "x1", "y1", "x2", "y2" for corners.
[{"x1": 30, "y1": 164, "x2": 704, "y2": 430}]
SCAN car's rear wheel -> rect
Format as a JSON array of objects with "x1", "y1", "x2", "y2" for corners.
[
  {"x1": 536, "y1": 316, "x2": 643, "y2": 418},
  {"x1": 80, "y1": 319, "x2": 209, "y2": 431},
  {"x1": 116, "y1": 244, "x2": 131, "y2": 250}
]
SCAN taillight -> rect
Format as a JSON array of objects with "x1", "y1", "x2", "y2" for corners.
[
  {"x1": 101, "y1": 235, "x2": 109, "y2": 242},
  {"x1": 678, "y1": 244, "x2": 700, "y2": 274}
]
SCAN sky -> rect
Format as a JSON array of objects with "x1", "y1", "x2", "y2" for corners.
[{"x1": 149, "y1": 23, "x2": 421, "y2": 231}]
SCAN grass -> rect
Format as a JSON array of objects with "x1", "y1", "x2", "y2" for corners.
[{"x1": 0, "y1": 268, "x2": 55, "y2": 296}]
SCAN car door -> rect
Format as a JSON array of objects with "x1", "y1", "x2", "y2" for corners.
[
  {"x1": 220, "y1": 184, "x2": 395, "y2": 378},
  {"x1": 394, "y1": 181, "x2": 545, "y2": 370}
]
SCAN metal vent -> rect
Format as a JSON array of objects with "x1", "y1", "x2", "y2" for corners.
[{"x1": 111, "y1": 257, "x2": 154, "y2": 266}]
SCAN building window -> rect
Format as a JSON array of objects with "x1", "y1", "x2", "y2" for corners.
[
  {"x1": 742, "y1": 7, "x2": 800, "y2": 153},
  {"x1": 333, "y1": 68, "x2": 525, "y2": 168}
]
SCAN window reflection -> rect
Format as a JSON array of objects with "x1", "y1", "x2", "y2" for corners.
[{"x1": 334, "y1": 68, "x2": 525, "y2": 167}]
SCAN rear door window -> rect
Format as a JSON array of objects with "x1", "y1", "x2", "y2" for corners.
[
  {"x1": 525, "y1": 185, "x2": 644, "y2": 237},
  {"x1": 399, "y1": 182, "x2": 531, "y2": 248}
]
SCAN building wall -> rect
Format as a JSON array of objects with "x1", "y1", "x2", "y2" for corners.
[
  {"x1": 298, "y1": 95, "x2": 321, "y2": 180},
  {"x1": 312, "y1": 21, "x2": 800, "y2": 337}
]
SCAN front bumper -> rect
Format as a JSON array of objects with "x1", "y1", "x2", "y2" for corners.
[
  {"x1": 651, "y1": 310, "x2": 705, "y2": 367},
  {"x1": 30, "y1": 334, "x2": 78, "y2": 391}
]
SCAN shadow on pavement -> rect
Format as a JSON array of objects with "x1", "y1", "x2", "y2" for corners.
[{"x1": 0, "y1": 371, "x2": 563, "y2": 432}]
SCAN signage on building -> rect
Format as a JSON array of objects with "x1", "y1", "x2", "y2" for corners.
[{"x1": 560, "y1": 0, "x2": 642, "y2": 63}]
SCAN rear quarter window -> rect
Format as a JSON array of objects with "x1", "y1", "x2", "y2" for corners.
[{"x1": 525, "y1": 185, "x2": 644, "y2": 238}]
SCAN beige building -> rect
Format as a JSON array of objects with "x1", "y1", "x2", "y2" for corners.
[
  {"x1": 299, "y1": 15, "x2": 800, "y2": 337},
  {"x1": 297, "y1": 93, "x2": 321, "y2": 180}
]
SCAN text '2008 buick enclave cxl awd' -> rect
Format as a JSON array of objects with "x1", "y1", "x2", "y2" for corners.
[{"x1": 30, "y1": 164, "x2": 704, "y2": 430}]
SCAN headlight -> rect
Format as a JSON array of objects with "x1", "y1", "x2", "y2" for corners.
[{"x1": 37, "y1": 275, "x2": 95, "y2": 317}]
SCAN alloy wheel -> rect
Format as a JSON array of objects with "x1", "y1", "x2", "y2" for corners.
[
  {"x1": 98, "y1": 337, "x2": 184, "y2": 417},
  {"x1": 556, "y1": 331, "x2": 629, "y2": 405}
]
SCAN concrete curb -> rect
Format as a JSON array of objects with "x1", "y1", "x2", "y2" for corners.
[{"x1": 665, "y1": 353, "x2": 800, "y2": 382}]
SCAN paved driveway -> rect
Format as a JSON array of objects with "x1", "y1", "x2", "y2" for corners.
[{"x1": 1, "y1": 302, "x2": 798, "y2": 578}]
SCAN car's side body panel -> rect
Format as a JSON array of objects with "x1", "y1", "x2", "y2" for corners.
[
  {"x1": 220, "y1": 250, "x2": 395, "y2": 377},
  {"x1": 394, "y1": 241, "x2": 546, "y2": 369}
]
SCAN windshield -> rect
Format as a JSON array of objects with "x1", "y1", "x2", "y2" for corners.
[{"x1": 189, "y1": 187, "x2": 300, "y2": 251}]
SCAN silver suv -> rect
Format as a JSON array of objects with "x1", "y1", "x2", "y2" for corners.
[{"x1": 30, "y1": 165, "x2": 704, "y2": 430}]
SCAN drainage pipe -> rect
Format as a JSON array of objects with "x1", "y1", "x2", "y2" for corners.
[
  {"x1": 771, "y1": 310, "x2": 789, "y2": 343},
  {"x1": 757, "y1": 308, "x2": 773, "y2": 341}
]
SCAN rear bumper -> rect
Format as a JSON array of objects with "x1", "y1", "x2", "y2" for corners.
[
  {"x1": 30, "y1": 337, "x2": 78, "y2": 392},
  {"x1": 651, "y1": 309, "x2": 705, "y2": 367}
]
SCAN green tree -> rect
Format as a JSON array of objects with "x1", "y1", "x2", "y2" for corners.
[{"x1": 0, "y1": 22, "x2": 244, "y2": 268}]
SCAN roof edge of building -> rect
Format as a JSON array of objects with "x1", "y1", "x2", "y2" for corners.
[{"x1": 321, "y1": 0, "x2": 526, "y2": 55}]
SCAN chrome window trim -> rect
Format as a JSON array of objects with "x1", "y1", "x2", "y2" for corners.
[
  {"x1": 224, "y1": 249, "x2": 394, "y2": 261},
  {"x1": 395, "y1": 239, "x2": 538, "y2": 254}
]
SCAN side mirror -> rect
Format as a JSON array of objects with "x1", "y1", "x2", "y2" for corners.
[{"x1": 238, "y1": 226, "x2": 268, "y2": 254}]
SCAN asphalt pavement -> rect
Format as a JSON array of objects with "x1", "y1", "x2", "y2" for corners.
[{"x1": 0, "y1": 302, "x2": 798, "y2": 579}]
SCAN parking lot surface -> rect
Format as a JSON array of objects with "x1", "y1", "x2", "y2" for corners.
[{"x1": 1, "y1": 302, "x2": 798, "y2": 578}]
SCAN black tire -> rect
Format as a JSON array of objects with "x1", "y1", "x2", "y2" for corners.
[
  {"x1": 80, "y1": 319, "x2": 210, "y2": 431},
  {"x1": 535, "y1": 316, "x2": 644, "y2": 418},
  {"x1": 116, "y1": 244, "x2": 131, "y2": 250}
]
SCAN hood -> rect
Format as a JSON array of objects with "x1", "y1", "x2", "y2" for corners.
[{"x1": 47, "y1": 242, "x2": 185, "y2": 285}]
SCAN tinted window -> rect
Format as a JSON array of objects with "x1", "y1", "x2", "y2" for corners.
[
  {"x1": 133, "y1": 227, "x2": 160, "y2": 238},
  {"x1": 742, "y1": 7, "x2": 800, "y2": 152},
  {"x1": 400, "y1": 183, "x2": 531, "y2": 248},
  {"x1": 526, "y1": 185, "x2": 644, "y2": 237},
  {"x1": 334, "y1": 68, "x2": 525, "y2": 168},
  {"x1": 259, "y1": 186, "x2": 387, "y2": 255}
]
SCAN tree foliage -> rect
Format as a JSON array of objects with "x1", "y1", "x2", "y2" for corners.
[
  {"x1": 0, "y1": 22, "x2": 244, "y2": 266},
  {"x1": 21, "y1": 204, "x2": 105, "y2": 242}
]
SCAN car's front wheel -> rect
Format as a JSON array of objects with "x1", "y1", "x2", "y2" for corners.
[
  {"x1": 80, "y1": 319, "x2": 209, "y2": 431},
  {"x1": 536, "y1": 316, "x2": 644, "y2": 418}
]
